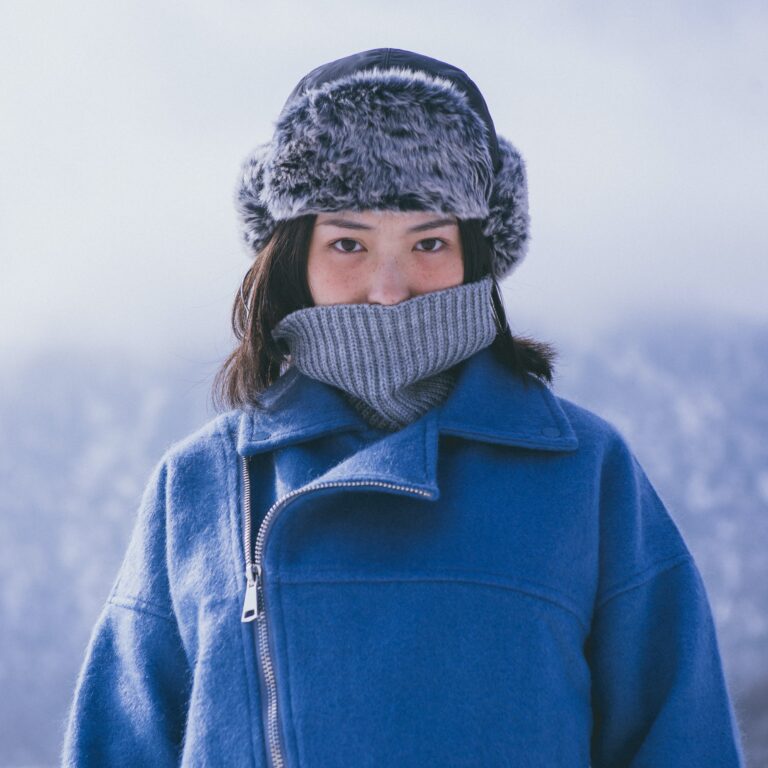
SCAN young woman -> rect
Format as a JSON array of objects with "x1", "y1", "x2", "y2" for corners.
[{"x1": 62, "y1": 48, "x2": 745, "y2": 767}]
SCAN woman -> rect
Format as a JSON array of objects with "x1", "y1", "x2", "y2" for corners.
[{"x1": 62, "y1": 48, "x2": 745, "y2": 767}]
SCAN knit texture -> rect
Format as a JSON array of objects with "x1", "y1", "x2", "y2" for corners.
[{"x1": 271, "y1": 275, "x2": 498, "y2": 430}]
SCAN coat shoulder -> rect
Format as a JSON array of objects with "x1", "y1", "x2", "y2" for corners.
[
  {"x1": 160, "y1": 409, "x2": 241, "y2": 468},
  {"x1": 144, "y1": 411, "x2": 243, "y2": 503},
  {"x1": 552, "y1": 391, "x2": 695, "y2": 598},
  {"x1": 551, "y1": 391, "x2": 630, "y2": 456}
]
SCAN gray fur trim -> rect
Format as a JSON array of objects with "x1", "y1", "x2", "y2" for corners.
[
  {"x1": 235, "y1": 140, "x2": 274, "y2": 255},
  {"x1": 483, "y1": 135, "x2": 531, "y2": 280},
  {"x1": 234, "y1": 66, "x2": 530, "y2": 280}
]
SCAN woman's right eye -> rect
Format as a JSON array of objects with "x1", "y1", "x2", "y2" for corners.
[{"x1": 330, "y1": 238, "x2": 363, "y2": 253}]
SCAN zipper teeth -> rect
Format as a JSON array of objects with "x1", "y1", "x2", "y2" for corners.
[
  {"x1": 242, "y1": 455, "x2": 254, "y2": 581},
  {"x1": 258, "y1": 616, "x2": 284, "y2": 768},
  {"x1": 240, "y1": 455, "x2": 432, "y2": 768}
]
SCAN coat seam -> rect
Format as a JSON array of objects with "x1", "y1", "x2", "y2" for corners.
[
  {"x1": 107, "y1": 595, "x2": 176, "y2": 623},
  {"x1": 595, "y1": 552, "x2": 693, "y2": 612},
  {"x1": 538, "y1": 382, "x2": 564, "y2": 432},
  {"x1": 276, "y1": 573, "x2": 589, "y2": 631},
  {"x1": 251, "y1": 418, "x2": 362, "y2": 446},
  {"x1": 436, "y1": 426, "x2": 573, "y2": 451}
]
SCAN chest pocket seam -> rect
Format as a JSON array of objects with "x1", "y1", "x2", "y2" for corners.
[{"x1": 275, "y1": 569, "x2": 589, "y2": 631}]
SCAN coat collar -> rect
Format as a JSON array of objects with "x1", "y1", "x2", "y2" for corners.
[{"x1": 235, "y1": 345, "x2": 578, "y2": 460}]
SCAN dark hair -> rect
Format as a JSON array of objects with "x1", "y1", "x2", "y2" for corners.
[{"x1": 211, "y1": 215, "x2": 557, "y2": 412}]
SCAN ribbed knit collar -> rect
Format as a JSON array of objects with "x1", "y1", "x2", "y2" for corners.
[{"x1": 271, "y1": 275, "x2": 498, "y2": 431}]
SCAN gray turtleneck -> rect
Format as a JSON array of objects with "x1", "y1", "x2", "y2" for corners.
[{"x1": 271, "y1": 275, "x2": 498, "y2": 431}]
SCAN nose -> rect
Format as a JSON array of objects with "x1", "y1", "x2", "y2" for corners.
[{"x1": 365, "y1": 258, "x2": 412, "y2": 306}]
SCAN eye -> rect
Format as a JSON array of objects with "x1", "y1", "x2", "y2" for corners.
[
  {"x1": 330, "y1": 238, "x2": 364, "y2": 254},
  {"x1": 415, "y1": 238, "x2": 447, "y2": 252}
]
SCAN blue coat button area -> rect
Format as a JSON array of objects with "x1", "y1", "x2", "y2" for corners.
[{"x1": 541, "y1": 427, "x2": 561, "y2": 437}]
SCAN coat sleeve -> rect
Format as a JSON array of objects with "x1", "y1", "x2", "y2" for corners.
[
  {"x1": 586, "y1": 434, "x2": 747, "y2": 768},
  {"x1": 61, "y1": 455, "x2": 193, "y2": 767}
]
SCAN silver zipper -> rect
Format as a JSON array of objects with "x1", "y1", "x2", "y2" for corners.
[{"x1": 239, "y1": 453, "x2": 432, "y2": 768}]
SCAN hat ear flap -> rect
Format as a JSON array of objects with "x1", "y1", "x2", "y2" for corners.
[
  {"x1": 483, "y1": 134, "x2": 531, "y2": 280},
  {"x1": 235, "y1": 141, "x2": 276, "y2": 256}
]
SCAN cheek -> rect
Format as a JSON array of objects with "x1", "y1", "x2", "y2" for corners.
[
  {"x1": 445, "y1": 250, "x2": 465, "y2": 282},
  {"x1": 414, "y1": 250, "x2": 464, "y2": 289},
  {"x1": 307, "y1": 249, "x2": 360, "y2": 304}
]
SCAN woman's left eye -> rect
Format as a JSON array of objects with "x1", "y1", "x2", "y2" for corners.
[
  {"x1": 415, "y1": 238, "x2": 446, "y2": 252},
  {"x1": 330, "y1": 238, "x2": 364, "y2": 253}
]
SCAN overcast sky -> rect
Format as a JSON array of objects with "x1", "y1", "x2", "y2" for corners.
[{"x1": 2, "y1": 0, "x2": 766, "y2": 365}]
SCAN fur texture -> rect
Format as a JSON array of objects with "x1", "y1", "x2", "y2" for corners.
[{"x1": 234, "y1": 62, "x2": 530, "y2": 280}]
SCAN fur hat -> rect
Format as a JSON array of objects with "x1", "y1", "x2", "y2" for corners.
[{"x1": 234, "y1": 48, "x2": 530, "y2": 281}]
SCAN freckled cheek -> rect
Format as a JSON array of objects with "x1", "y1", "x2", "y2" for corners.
[
  {"x1": 413, "y1": 253, "x2": 464, "y2": 286},
  {"x1": 324, "y1": 272, "x2": 356, "y2": 294},
  {"x1": 307, "y1": 259, "x2": 362, "y2": 303}
]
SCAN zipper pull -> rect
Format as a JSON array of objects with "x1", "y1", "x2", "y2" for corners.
[{"x1": 241, "y1": 564, "x2": 262, "y2": 623}]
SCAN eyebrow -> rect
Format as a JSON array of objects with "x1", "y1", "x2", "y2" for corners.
[{"x1": 317, "y1": 217, "x2": 458, "y2": 233}]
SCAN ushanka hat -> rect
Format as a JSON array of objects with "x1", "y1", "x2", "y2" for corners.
[{"x1": 234, "y1": 47, "x2": 530, "y2": 281}]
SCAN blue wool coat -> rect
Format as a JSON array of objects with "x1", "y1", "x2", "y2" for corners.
[{"x1": 61, "y1": 345, "x2": 746, "y2": 767}]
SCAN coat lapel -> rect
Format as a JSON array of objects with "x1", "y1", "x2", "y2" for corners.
[
  {"x1": 235, "y1": 346, "x2": 579, "y2": 497},
  {"x1": 438, "y1": 344, "x2": 579, "y2": 451}
]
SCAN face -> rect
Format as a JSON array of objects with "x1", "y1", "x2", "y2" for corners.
[{"x1": 306, "y1": 210, "x2": 464, "y2": 306}]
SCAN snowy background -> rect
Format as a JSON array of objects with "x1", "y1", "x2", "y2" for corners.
[{"x1": 1, "y1": 1, "x2": 767, "y2": 765}]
